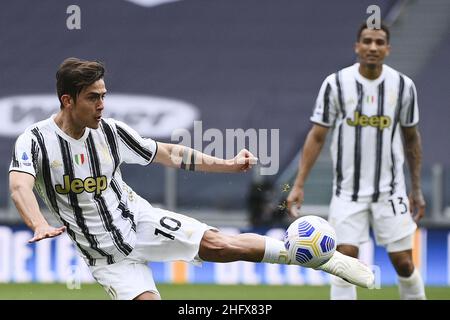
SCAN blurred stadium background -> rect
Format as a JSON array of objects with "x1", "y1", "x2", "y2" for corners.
[{"x1": 0, "y1": 0, "x2": 449, "y2": 299}]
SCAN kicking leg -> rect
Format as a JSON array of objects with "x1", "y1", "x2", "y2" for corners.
[
  {"x1": 198, "y1": 230, "x2": 267, "y2": 262},
  {"x1": 198, "y1": 230, "x2": 374, "y2": 288},
  {"x1": 198, "y1": 230, "x2": 293, "y2": 264}
]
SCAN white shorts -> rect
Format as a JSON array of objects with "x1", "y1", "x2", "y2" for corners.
[
  {"x1": 328, "y1": 192, "x2": 417, "y2": 248},
  {"x1": 89, "y1": 196, "x2": 215, "y2": 300}
]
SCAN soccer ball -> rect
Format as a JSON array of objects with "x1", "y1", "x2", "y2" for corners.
[{"x1": 283, "y1": 215, "x2": 337, "y2": 268}]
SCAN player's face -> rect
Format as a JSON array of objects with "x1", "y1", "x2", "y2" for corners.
[
  {"x1": 72, "y1": 79, "x2": 106, "y2": 129},
  {"x1": 355, "y1": 29, "x2": 390, "y2": 68}
]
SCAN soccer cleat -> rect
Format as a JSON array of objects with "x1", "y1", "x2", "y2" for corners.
[{"x1": 315, "y1": 251, "x2": 375, "y2": 288}]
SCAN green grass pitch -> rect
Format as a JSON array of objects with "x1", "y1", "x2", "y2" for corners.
[{"x1": 0, "y1": 283, "x2": 449, "y2": 300}]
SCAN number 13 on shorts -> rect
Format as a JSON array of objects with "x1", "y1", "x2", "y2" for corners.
[{"x1": 388, "y1": 196, "x2": 409, "y2": 215}]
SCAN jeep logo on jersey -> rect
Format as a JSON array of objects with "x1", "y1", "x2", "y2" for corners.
[
  {"x1": 346, "y1": 111, "x2": 391, "y2": 130},
  {"x1": 0, "y1": 94, "x2": 199, "y2": 138},
  {"x1": 55, "y1": 175, "x2": 107, "y2": 195}
]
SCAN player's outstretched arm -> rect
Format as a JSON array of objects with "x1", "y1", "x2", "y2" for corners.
[
  {"x1": 154, "y1": 142, "x2": 258, "y2": 173},
  {"x1": 9, "y1": 171, "x2": 66, "y2": 243},
  {"x1": 286, "y1": 124, "x2": 329, "y2": 218}
]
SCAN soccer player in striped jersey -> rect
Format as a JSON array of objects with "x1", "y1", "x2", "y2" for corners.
[
  {"x1": 9, "y1": 58, "x2": 374, "y2": 300},
  {"x1": 287, "y1": 23, "x2": 426, "y2": 300}
]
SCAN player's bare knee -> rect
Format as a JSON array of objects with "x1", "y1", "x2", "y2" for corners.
[{"x1": 394, "y1": 259, "x2": 415, "y2": 277}]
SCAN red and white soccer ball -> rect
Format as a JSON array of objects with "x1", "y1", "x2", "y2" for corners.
[{"x1": 284, "y1": 215, "x2": 337, "y2": 268}]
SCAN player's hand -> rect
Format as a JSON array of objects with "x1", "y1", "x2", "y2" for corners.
[
  {"x1": 29, "y1": 224, "x2": 67, "y2": 243},
  {"x1": 409, "y1": 190, "x2": 426, "y2": 223},
  {"x1": 286, "y1": 185, "x2": 304, "y2": 218},
  {"x1": 230, "y1": 149, "x2": 258, "y2": 172}
]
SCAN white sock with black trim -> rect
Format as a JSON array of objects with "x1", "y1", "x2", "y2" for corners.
[
  {"x1": 398, "y1": 268, "x2": 426, "y2": 300},
  {"x1": 261, "y1": 236, "x2": 290, "y2": 264}
]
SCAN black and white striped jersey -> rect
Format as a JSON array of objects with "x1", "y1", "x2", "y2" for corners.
[
  {"x1": 9, "y1": 115, "x2": 158, "y2": 266},
  {"x1": 310, "y1": 63, "x2": 419, "y2": 203}
]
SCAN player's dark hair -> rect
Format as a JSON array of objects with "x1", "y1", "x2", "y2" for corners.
[
  {"x1": 357, "y1": 22, "x2": 390, "y2": 43},
  {"x1": 56, "y1": 57, "x2": 105, "y2": 109}
]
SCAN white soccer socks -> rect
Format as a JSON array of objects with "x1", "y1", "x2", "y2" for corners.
[
  {"x1": 261, "y1": 237, "x2": 290, "y2": 264},
  {"x1": 398, "y1": 268, "x2": 426, "y2": 300},
  {"x1": 315, "y1": 251, "x2": 375, "y2": 289},
  {"x1": 330, "y1": 275, "x2": 357, "y2": 299}
]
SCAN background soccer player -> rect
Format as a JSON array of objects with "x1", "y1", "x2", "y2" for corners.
[
  {"x1": 287, "y1": 23, "x2": 426, "y2": 300},
  {"x1": 9, "y1": 57, "x2": 374, "y2": 300}
]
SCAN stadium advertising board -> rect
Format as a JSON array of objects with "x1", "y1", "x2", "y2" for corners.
[{"x1": 0, "y1": 226, "x2": 448, "y2": 286}]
